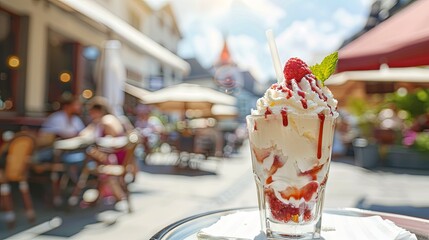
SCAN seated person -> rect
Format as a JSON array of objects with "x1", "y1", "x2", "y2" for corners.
[
  {"x1": 134, "y1": 104, "x2": 164, "y2": 158},
  {"x1": 81, "y1": 97, "x2": 127, "y2": 164},
  {"x1": 34, "y1": 95, "x2": 85, "y2": 164},
  {"x1": 77, "y1": 96, "x2": 128, "y2": 203}
]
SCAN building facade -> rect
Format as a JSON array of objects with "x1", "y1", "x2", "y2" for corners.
[{"x1": 0, "y1": 0, "x2": 189, "y2": 131}]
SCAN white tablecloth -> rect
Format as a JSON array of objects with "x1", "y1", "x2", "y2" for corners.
[{"x1": 197, "y1": 210, "x2": 417, "y2": 240}]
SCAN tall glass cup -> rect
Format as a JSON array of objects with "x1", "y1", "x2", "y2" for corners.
[{"x1": 247, "y1": 112, "x2": 336, "y2": 239}]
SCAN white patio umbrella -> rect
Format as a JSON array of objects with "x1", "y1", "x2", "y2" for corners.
[
  {"x1": 327, "y1": 66, "x2": 429, "y2": 86},
  {"x1": 141, "y1": 83, "x2": 237, "y2": 118},
  {"x1": 96, "y1": 40, "x2": 126, "y2": 116},
  {"x1": 211, "y1": 104, "x2": 238, "y2": 119}
]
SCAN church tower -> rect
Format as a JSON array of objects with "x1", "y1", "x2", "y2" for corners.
[
  {"x1": 212, "y1": 37, "x2": 242, "y2": 94},
  {"x1": 214, "y1": 38, "x2": 236, "y2": 68}
]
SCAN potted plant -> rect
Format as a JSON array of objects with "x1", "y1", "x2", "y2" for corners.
[
  {"x1": 346, "y1": 97, "x2": 383, "y2": 168},
  {"x1": 384, "y1": 88, "x2": 429, "y2": 169},
  {"x1": 385, "y1": 132, "x2": 429, "y2": 169}
]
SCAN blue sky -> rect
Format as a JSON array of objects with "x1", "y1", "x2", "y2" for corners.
[{"x1": 146, "y1": 0, "x2": 373, "y2": 82}]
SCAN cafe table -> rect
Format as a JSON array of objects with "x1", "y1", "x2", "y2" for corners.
[{"x1": 150, "y1": 207, "x2": 429, "y2": 240}]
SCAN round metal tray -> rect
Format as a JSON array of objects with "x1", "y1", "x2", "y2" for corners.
[{"x1": 150, "y1": 207, "x2": 429, "y2": 240}]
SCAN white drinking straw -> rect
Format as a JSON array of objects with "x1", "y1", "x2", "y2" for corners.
[{"x1": 266, "y1": 29, "x2": 283, "y2": 84}]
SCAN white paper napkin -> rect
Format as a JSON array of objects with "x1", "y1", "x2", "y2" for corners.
[
  {"x1": 197, "y1": 211, "x2": 264, "y2": 240},
  {"x1": 322, "y1": 213, "x2": 417, "y2": 240},
  {"x1": 197, "y1": 210, "x2": 418, "y2": 240}
]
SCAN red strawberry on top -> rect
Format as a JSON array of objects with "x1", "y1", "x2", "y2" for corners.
[{"x1": 283, "y1": 57, "x2": 311, "y2": 83}]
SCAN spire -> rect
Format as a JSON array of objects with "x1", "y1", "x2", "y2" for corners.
[{"x1": 216, "y1": 38, "x2": 234, "y2": 67}]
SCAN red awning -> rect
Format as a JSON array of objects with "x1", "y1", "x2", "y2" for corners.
[{"x1": 338, "y1": 0, "x2": 429, "y2": 72}]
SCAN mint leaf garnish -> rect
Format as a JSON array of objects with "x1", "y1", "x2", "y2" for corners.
[{"x1": 309, "y1": 51, "x2": 338, "y2": 86}]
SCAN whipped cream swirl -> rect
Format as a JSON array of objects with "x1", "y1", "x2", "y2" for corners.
[{"x1": 252, "y1": 75, "x2": 338, "y2": 117}]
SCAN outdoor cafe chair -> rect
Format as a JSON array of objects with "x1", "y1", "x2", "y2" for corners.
[
  {"x1": 67, "y1": 130, "x2": 140, "y2": 213},
  {"x1": 172, "y1": 129, "x2": 222, "y2": 170},
  {"x1": 30, "y1": 136, "x2": 91, "y2": 207},
  {"x1": 0, "y1": 132, "x2": 36, "y2": 228}
]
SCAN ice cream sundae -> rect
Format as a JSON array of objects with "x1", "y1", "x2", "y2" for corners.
[{"x1": 247, "y1": 49, "x2": 338, "y2": 238}]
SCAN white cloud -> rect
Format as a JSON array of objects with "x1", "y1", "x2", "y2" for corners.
[
  {"x1": 360, "y1": 0, "x2": 375, "y2": 7},
  {"x1": 275, "y1": 19, "x2": 343, "y2": 65},
  {"x1": 170, "y1": 0, "x2": 233, "y2": 32},
  {"x1": 320, "y1": 22, "x2": 336, "y2": 32},
  {"x1": 238, "y1": 0, "x2": 286, "y2": 28},
  {"x1": 333, "y1": 8, "x2": 367, "y2": 29},
  {"x1": 148, "y1": 0, "x2": 371, "y2": 82},
  {"x1": 175, "y1": 0, "x2": 287, "y2": 81},
  {"x1": 178, "y1": 24, "x2": 223, "y2": 67},
  {"x1": 228, "y1": 35, "x2": 270, "y2": 81}
]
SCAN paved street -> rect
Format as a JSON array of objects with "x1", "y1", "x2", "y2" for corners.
[{"x1": 1, "y1": 141, "x2": 429, "y2": 239}]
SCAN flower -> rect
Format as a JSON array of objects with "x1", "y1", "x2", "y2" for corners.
[{"x1": 402, "y1": 130, "x2": 417, "y2": 147}]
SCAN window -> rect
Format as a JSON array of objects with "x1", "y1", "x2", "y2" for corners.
[
  {"x1": 81, "y1": 45, "x2": 100, "y2": 100},
  {"x1": 46, "y1": 30, "x2": 80, "y2": 112},
  {"x1": 0, "y1": 10, "x2": 21, "y2": 112}
]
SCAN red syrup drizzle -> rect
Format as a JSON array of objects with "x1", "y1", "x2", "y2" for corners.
[
  {"x1": 278, "y1": 84, "x2": 293, "y2": 98},
  {"x1": 280, "y1": 108, "x2": 288, "y2": 127},
  {"x1": 299, "y1": 164, "x2": 324, "y2": 180},
  {"x1": 300, "y1": 99, "x2": 308, "y2": 109},
  {"x1": 317, "y1": 113, "x2": 325, "y2": 159},
  {"x1": 254, "y1": 121, "x2": 258, "y2": 131},
  {"x1": 297, "y1": 89, "x2": 306, "y2": 98},
  {"x1": 295, "y1": 83, "x2": 308, "y2": 109},
  {"x1": 306, "y1": 75, "x2": 327, "y2": 102},
  {"x1": 265, "y1": 107, "x2": 272, "y2": 119}
]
